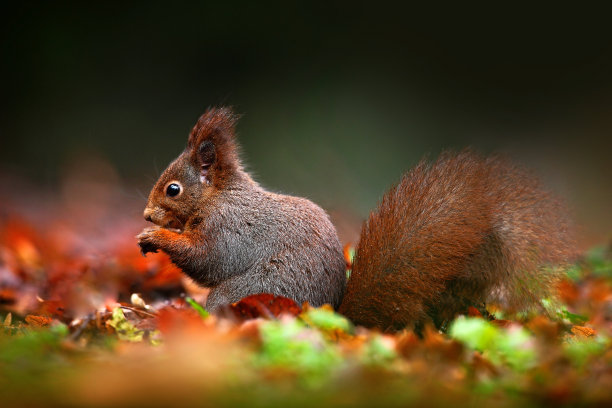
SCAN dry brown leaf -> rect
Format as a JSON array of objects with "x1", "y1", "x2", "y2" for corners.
[
  {"x1": 490, "y1": 319, "x2": 513, "y2": 328},
  {"x1": 526, "y1": 316, "x2": 560, "y2": 340},
  {"x1": 2, "y1": 312, "x2": 12, "y2": 326}
]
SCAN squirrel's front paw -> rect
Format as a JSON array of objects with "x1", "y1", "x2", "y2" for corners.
[{"x1": 137, "y1": 227, "x2": 161, "y2": 256}]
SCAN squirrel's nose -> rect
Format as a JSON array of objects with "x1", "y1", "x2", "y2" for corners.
[{"x1": 143, "y1": 208, "x2": 153, "y2": 223}]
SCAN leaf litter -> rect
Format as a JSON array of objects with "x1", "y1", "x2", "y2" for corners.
[{"x1": 0, "y1": 175, "x2": 611, "y2": 407}]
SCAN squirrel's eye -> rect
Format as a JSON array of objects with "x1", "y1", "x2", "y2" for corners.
[{"x1": 166, "y1": 183, "x2": 181, "y2": 198}]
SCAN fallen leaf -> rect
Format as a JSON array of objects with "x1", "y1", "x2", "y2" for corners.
[
  {"x1": 2, "y1": 312, "x2": 12, "y2": 326},
  {"x1": 571, "y1": 325, "x2": 596, "y2": 338},
  {"x1": 343, "y1": 244, "x2": 355, "y2": 268},
  {"x1": 25, "y1": 314, "x2": 53, "y2": 327},
  {"x1": 467, "y1": 306, "x2": 482, "y2": 317},
  {"x1": 229, "y1": 294, "x2": 301, "y2": 321}
]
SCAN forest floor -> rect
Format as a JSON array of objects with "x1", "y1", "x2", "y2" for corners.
[{"x1": 0, "y1": 183, "x2": 611, "y2": 408}]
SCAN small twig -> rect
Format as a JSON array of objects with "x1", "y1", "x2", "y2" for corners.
[{"x1": 119, "y1": 305, "x2": 157, "y2": 318}]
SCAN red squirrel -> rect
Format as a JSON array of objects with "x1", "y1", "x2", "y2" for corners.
[{"x1": 137, "y1": 107, "x2": 574, "y2": 331}]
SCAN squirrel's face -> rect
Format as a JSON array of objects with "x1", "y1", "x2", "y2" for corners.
[
  {"x1": 143, "y1": 153, "x2": 206, "y2": 231},
  {"x1": 143, "y1": 107, "x2": 240, "y2": 231}
]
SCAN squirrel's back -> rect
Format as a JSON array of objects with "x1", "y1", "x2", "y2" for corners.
[
  {"x1": 339, "y1": 150, "x2": 574, "y2": 331},
  {"x1": 203, "y1": 184, "x2": 347, "y2": 311}
]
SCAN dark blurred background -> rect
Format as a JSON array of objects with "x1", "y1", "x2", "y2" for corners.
[{"x1": 1, "y1": 2, "x2": 610, "y2": 246}]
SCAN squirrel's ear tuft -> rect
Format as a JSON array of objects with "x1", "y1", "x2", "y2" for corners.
[
  {"x1": 187, "y1": 107, "x2": 240, "y2": 149},
  {"x1": 188, "y1": 107, "x2": 242, "y2": 182}
]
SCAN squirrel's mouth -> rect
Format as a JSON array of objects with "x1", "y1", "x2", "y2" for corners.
[
  {"x1": 144, "y1": 206, "x2": 184, "y2": 232},
  {"x1": 163, "y1": 218, "x2": 183, "y2": 232}
]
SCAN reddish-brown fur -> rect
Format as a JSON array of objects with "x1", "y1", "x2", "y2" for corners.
[{"x1": 338, "y1": 151, "x2": 575, "y2": 331}]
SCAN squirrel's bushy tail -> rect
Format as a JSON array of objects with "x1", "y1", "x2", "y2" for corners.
[{"x1": 338, "y1": 150, "x2": 575, "y2": 331}]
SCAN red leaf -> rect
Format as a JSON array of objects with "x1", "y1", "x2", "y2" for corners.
[
  {"x1": 0, "y1": 288, "x2": 17, "y2": 305},
  {"x1": 116, "y1": 245, "x2": 183, "y2": 289},
  {"x1": 229, "y1": 293, "x2": 301, "y2": 321},
  {"x1": 36, "y1": 299, "x2": 66, "y2": 318},
  {"x1": 156, "y1": 306, "x2": 205, "y2": 335},
  {"x1": 467, "y1": 306, "x2": 482, "y2": 317}
]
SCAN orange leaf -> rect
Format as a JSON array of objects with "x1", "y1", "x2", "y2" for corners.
[
  {"x1": 423, "y1": 325, "x2": 463, "y2": 360},
  {"x1": 395, "y1": 330, "x2": 420, "y2": 358},
  {"x1": 557, "y1": 279, "x2": 579, "y2": 305},
  {"x1": 343, "y1": 244, "x2": 354, "y2": 268},
  {"x1": 571, "y1": 325, "x2": 596, "y2": 338},
  {"x1": 25, "y1": 315, "x2": 53, "y2": 327},
  {"x1": 36, "y1": 299, "x2": 66, "y2": 318},
  {"x1": 156, "y1": 307, "x2": 205, "y2": 335}
]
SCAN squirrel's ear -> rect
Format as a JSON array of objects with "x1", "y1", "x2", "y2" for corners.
[
  {"x1": 187, "y1": 107, "x2": 241, "y2": 183},
  {"x1": 197, "y1": 140, "x2": 216, "y2": 184}
]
